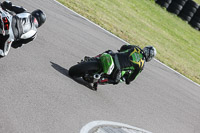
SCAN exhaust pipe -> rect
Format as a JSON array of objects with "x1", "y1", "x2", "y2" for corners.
[{"x1": 93, "y1": 74, "x2": 100, "y2": 83}]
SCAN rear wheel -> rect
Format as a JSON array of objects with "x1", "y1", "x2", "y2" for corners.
[{"x1": 69, "y1": 61, "x2": 101, "y2": 78}]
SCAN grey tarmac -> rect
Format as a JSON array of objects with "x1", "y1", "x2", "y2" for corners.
[{"x1": 0, "y1": 0, "x2": 200, "y2": 133}]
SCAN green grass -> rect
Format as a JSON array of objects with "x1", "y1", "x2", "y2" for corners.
[
  {"x1": 194, "y1": 0, "x2": 200, "y2": 4},
  {"x1": 58, "y1": 0, "x2": 200, "y2": 85}
]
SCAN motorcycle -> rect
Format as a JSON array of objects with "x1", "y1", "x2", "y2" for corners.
[
  {"x1": 0, "y1": 7, "x2": 15, "y2": 57},
  {"x1": 69, "y1": 53, "x2": 129, "y2": 90}
]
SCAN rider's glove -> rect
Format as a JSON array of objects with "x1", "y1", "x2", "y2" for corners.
[{"x1": 123, "y1": 72, "x2": 131, "y2": 85}]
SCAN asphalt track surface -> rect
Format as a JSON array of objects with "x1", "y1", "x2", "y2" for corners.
[{"x1": 0, "y1": 0, "x2": 200, "y2": 133}]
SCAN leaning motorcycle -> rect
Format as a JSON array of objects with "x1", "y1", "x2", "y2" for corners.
[
  {"x1": 0, "y1": 7, "x2": 15, "y2": 57},
  {"x1": 69, "y1": 53, "x2": 128, "y2": 90}
]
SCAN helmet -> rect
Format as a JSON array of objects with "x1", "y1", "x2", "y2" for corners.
[
  {"x1": 31, "y1": 9, "x2": 46, "y2": 28},
  {"x1": 143, "y1": 46, "x2": 156, "y2": 62}
]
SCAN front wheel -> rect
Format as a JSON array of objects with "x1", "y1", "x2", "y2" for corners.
[{"x1": 69, "y1": 61, "x2": 101, "y2": 78}]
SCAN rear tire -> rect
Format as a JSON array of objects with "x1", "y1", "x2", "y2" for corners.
[{"x1": 69, "y1": 61, "x2": 101, "y2": 78}]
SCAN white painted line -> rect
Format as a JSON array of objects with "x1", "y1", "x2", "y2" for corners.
[
  {"x1": 80, "y1": 120, "x2": 152, "y2": 133},
  {"x1": 155, "y1": 59, "x2": 200, "y2": 87},
  {"x1": 53, "y1": 0, "x2": 200, "y2": 87}
]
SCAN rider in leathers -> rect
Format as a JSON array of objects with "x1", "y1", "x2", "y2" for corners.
[
  {"x1": 97, "y1": 44, "x2": 156, "y2": 85},
  {"x1": 0, "y1": 1, "x2": 46, "y2": 57}
]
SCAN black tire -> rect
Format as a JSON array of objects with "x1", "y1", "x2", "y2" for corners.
[
  {"x1": 167, "y1": 2, "x2": 183, "y2": 10},
  {"x1": 156, "y1": 1, "x2": 170, "y2": 8},
  {"x1": 196, "y1": 7, "x2": 200, "y2": 13},
  {"x1": 182, "y1": 5, "x2": 198, "y2": 13},
  {"x1": 167, "y1": 2, "x2": 183, "y2": 14},
  {"x1": 172, "y1": 0, "x2": 188, "y2": 6},
  {"x1": 190, "y1": 25, "x2": 199, "y2": 30},
  {"x1": 187, "y1": 0, "x2": 199, "y2": 9},
  {"x1": 182, "y1": 0, "x2": 199, "y2": 12},
  {"x1": 191, "y1": 15, "x2": 200, "y2": 23},
  {"x1": 167, "y1": 7, "x2": 181, "y2": 14},
  {"x1": 179, "y1": 14, "x2": 192, "y2": 21},
  {"x1": 193, "y1": 7, "x2": 200, "y2": 17},
  {"x1": 189, "y1": 20, "x2": 200, "y2": 28},
  {"x1": 69, "y1": 61, "x2": 100, "y2": 78},
  {"x1": 156, "y1": 0, "x2": 172, "y2": 4},
  {"x1": 180, "y1": 10, "x2": 195, "y2": 17}
]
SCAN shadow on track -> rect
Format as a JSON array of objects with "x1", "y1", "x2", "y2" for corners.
[{"x1": 50, "y1": 62, "x2": 94, "y2": 90}]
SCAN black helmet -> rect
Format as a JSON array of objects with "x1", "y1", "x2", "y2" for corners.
[{"x1": 31, "y1": 9, "x2": 46, "y2": 28}]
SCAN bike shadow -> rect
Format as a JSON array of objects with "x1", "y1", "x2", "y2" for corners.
[{"x1": 50, "y1": 62, "x2": 94, "y2": 90}]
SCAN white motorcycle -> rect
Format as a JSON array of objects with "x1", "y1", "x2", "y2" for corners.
[{"x1": 0, "y1": 7, "x2": 15, "y2": 57}]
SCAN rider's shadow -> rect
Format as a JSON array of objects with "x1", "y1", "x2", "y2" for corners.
[{"x1": 50, "y1": 62, "x2": 94, "y2": 90}]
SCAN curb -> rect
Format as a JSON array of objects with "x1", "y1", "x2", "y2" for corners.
[{"x1": 80, "y1": 121, "x2": 152, "y2": 133}]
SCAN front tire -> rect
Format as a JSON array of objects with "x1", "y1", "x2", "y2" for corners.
[{"x1": 69, "y1": 61, "x2": 101, "y2": 78}]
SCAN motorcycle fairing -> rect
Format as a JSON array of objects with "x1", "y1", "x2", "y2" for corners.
[{"x1": 100, "y1": 53, "x2": 114, "y2": 75}]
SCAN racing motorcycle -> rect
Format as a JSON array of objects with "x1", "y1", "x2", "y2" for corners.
[
  {"x1": 69, "y1": 53, "x2": 129, "y2": 90},
  {"x1": 0, "y1": 7, "x2": 15, "y2": 57}
]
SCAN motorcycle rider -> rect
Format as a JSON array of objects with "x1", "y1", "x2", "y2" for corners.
[
  {"x1": 0, "y1": 1, "x2": 46, "y2": 57},
  {"x1": 91, "y1": 44, "x2": 156, "y2": 85}
]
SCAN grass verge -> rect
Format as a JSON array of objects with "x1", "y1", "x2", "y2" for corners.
[{"x1": 58, "y1": 0, "x2": 200, "y2": 85}]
